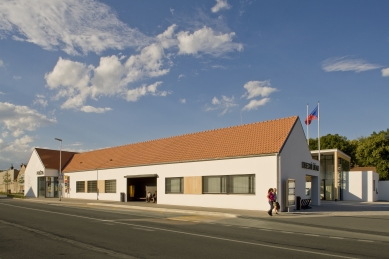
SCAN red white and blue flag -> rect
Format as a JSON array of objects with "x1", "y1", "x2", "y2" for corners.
[{"x1": 305, "y1": 105, "x2": 318, "y2": 125}]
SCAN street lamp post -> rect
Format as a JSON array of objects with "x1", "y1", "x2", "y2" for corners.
[
  {"x1": 55, "y1": 138, "x2": 62, "y2": 201},
  {"x1": 96, "y1": 159, "x2": 112, "y2": 201}
]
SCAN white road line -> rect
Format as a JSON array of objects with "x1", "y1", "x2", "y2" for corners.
[
  {"x1": 0, "y1": 203, "x2": 360, "y2": 259},
  {"x1": 281, "y1": 231, "x2": 293, "y2": 234},
  {"x1": 304, "y1": 234, "x2": 319, "y2": 237},
  {"x1": 358, "y1": 240, "x2": 373, "y2": 243},
  {"x1": 223, "y1": 225, "x2": 232, "y2": 227},
  {"x1": 330, "y1": 237, "x2": 344, "y2": 239},
  {"x1": 0, "y1": 219, "x2": 137, "y2": 259},
  {"x1": 132, "y1": 227, "x2": 155, "y2": 232}
]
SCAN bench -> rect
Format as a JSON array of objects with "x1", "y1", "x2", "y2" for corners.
[{"x1": 301, "y1": 199, "x2": 312, "y2": 209}]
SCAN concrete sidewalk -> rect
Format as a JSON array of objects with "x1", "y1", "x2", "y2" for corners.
[{"x1": 20, "y1": 197, "x2": 389, "y2": 218}]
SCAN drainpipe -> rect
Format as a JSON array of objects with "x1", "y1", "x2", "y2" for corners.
[{"x1": 277, "y1": 154, "x2": 282, "y2": 212}]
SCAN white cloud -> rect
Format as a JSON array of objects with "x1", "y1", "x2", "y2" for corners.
[
  {"x1": 33, "y1": 94, "x2": 48, "y2": 108},
  {"x1": 242, "y1": 98, "x2": 270, "y2": 111},
  {"x1": 177, "y1": 26, "x2": 243, "y2": 56},
  {"x1": 126, "y1": 82, "x2": 167, "y2": 102},
  {"x1": 179, "y1": 98, "x2": 186, "y2": 104},
  {"x1": 206, "y1": 95, "x2": 237, "y2": 115},
  {"x1": 0, "y1": 59, "x2": 4, "y2": 67},
  {"x1": 322, "y1": 57, "x2": 381, "y2": 73},
  {"x1": 13, "y1": 76, "x2": 21, "y2": 80},
  {"x1": 0, "y1": 0, "x2": 151, "y2": 55},
  {"x1": 80, "y1": 106, "x2": 112, "y2": 113},
  {"x1": 242, "y1": 80, "x2": 278, "y2": 99},
  {"x1": 178, "y1": 74, "x2": 185, "y2": 80},
  {"x1": 0, "y1": 91, "x2": 4, "y2": 95},
  {"x1": 170, "y1": 8, "x2": 174, "y2": 15},
  {"x1": 0, "y1": 135, "x2": 35, "y2": 168},
  {"x1": 0, "y1": 102, "x2": 56, "y2": 136},
  {"x1": 211, "y1": 0, "x2": 231, "y2": 13},
  {"x1": 2, "y1": 132, "x2": 8, "y2": 138},
  {"x1": 44, "y1": 24, "x2": 242, "y2": 111},
  {"x1": 381, "y1": 68, "x2": 389, "y2": 77},
  {"x1": 44, "y1": 26, "x2": 179, "y2": 112}
]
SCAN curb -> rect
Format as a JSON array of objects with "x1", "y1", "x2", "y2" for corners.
[{"x1": 86, "y1": 203, "x2": 237, "y2": 218}]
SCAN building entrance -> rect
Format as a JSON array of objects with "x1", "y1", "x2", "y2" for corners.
[
  {"x1": 37, "y1": 176, "x2": 59, "y2": 198},
  {"x1": 126, "y1": 175, "x2": 157, "y2": 201}
]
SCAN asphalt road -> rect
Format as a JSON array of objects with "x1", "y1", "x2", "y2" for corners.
[{"x1": 1, "y1": 199, "x2": 388, "y2": 259}]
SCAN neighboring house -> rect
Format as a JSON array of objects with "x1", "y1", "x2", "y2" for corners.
[
  {"x1": 24, "y1": 149, "x2": 77, "y2": 198},
  {"x1": 25, "y1": 116, "x2": 321, "y2": 211},
  {"x1": 0, "y1": 165, "x2": 19, "y2": 193},
  {"x1": 14, "y1": 164, "x2": 27, "y2": 193}
]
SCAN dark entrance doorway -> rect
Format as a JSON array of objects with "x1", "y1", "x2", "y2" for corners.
[{"x1": 125, "y1": 175, "x2": 157, "y2": 201}]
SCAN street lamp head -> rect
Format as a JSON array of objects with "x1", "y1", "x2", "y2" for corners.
[{"x1": 55, "y1": 138, "x2": 62, "y2": 142}]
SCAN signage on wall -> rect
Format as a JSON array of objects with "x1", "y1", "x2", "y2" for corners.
[
  {"x1": 302, "y1": 162, "x2": 319, "y2": 171},
  {"x1": 36, "y1": 170, "x2": 44, "y2": 175}
]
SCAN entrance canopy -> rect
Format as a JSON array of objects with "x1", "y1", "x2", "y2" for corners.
[{"x1": 124, "y1": 174, "x2": 158, "y2": 178}]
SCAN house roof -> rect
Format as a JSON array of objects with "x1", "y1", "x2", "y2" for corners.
[
  {"x1": 63, "y1": 116, "x2": 299, "y2": 173},
  {"x1": 350, "y1": 167, "x2": 377, "y2": 172},
  {"x1": 35, "y1": 148, "x2": 78, "y2": 170}
]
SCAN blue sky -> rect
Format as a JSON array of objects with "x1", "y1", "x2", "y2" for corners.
[{"x1": 1, "y1": 0, "x2": 388, "y2": 169}]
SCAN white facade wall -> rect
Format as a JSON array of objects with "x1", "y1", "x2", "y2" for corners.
[
  {"x1": 280, "y1": 120, "x2": 320, "y2": 210},
  {"x1": 24, "y1": 150, "x2": 45, "y2": 197},
  {"x1": 66, "y1": 155, "x2": 278, "y2": 211},
  {"x1": 343, "y1": 171, "x2": 379, "y2": 202},
  {"x1": 379, "y1": 181, "x2": 389, "y2": 201}
]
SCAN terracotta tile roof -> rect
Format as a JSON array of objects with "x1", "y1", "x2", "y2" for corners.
[
  {"x1": 63, "y1": 116, "x2": 298, "y2": 173},
  {"x1": 350, "y1": 167, "x2": 377, "y2": 172},
  {"x1": 35, "y1": 148, "x2": 78, "y2": 170}
]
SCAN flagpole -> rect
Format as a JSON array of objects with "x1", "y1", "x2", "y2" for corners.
[
  {"x1": 307, "y1": 104, "x2": 309, "y2": 145},
  {"x1": 318, "y1": 101, "x2": 320, "y2": 164}
]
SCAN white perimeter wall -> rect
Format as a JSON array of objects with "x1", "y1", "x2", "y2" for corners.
[
  {"x1": 24, "y1": 150, "x2": 45, "y2": 197},
  {"x1": 343, "y1": 171, "x2": 379, "y2": 202},
  {"x1": 379, "y1": 181, "x2": 389, "y2": 201},
  {"x1": 280, "y1": 119, "x2": 320, "y2": 210},
  {"x1": 66, "y1": 155, "x2": 278, "y2": 211}
]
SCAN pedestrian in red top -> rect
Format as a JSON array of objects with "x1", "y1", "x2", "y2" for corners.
[{"x1": 267, "y1": 188, "x2": 274, "y2": 216}]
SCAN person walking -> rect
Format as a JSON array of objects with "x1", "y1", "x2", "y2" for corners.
[
  {"x1": 273, "y1": 188, "x2": 279, "y2": 214},
  {"x1": 267, "y1": 188, "x2": 274, "y2": 216}
]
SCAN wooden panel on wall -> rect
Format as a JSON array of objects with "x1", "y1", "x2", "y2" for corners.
[
  {"x1": 184, "y1": 176, "x2": 202, "y2": 194},
  {"x1": 84, "y1": 181, "x2": 87, "y2": 193},
  {"x1": 98, "y1": 180, "x2": 105, "y2": 194}
]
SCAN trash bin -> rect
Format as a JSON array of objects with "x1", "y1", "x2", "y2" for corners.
[
  {"x1": 120, "y1": 192, "x2": 125, "y2": 202},
  {"x1": 296, "y1": 196, "x2": 301, "y2": 210}
]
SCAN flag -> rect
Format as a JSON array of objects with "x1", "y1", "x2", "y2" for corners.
[{"x1": 305, "y1": 105, "x2": 318, "y2": 125}]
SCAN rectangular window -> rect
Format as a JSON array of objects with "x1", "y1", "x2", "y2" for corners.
[
  {"x1": 166, "y1": 177, "x2": 184, "y2": 193},
  {"x1": 87, "y1": 180, "x2": 97, "y2": 193},
  {"x1": 203, "y1": 176, "x2": 227, "y2": 194},
  {"x1": 76, "y1": 181, "x2": 85, "y2": 193},
  {"x1": 203, "y1": 174, "x2": 255, "y2": 194},
  {"x1": 229, "y1": 174, "x2": 255, "y2": 194},
  {"x1": 105, "y1": 180, "x2": 116, "y2": 193}
]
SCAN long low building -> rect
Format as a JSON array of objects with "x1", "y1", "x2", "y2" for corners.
[{"x1": 24, "y1": 116, "x2": 321, "y2": 211}]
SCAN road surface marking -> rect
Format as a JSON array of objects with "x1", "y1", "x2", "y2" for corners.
[
  {"x1": 0, "y1": 202, "x2": 361, "y2": 259},
  {"x1": 330, "y1": 237, "x2": 344, "y2": 239},
  {"x1": 0, "y1": 219, "x2": 137, "y2": 259},
  {"x1": 132, "y1": 227, "x2": 155, "y2": 232},
  {"x1": 358, "y1": 240, "x2": 373, "y2": 243}
]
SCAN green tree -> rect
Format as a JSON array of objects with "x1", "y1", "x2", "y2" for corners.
[
  {"x1": 355, "y1": 130, "x2": 389, "y2": 180},
  {"x1": 3, "y1": 172, "x2": 12, "y2": 193},
  {"x1": 308, "y1": 134, "x2": 358, "y2": 166}
]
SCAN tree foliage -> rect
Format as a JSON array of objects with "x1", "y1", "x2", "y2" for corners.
[
  {"x1": 309, "y1": 134, "x2": 357, "y2": 166},
  {"x1": 308, "y1": 130, "x2": 389, "y2": 180},
  {"x1": 355, "y1": 130, "x2": 389, "y2": 180}
]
